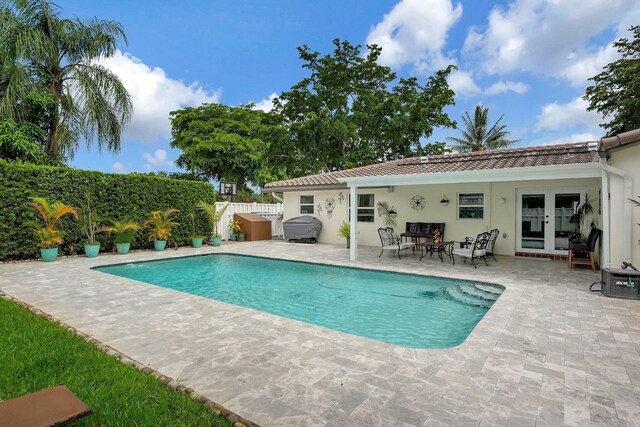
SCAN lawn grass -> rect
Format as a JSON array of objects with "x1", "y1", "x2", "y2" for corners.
[{"x1": 0, "y1": 296, "x2": 231, "y2": 426}]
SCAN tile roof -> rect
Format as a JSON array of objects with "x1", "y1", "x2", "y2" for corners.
[
  {"x1": 598, "y1": 128, "x2": 640, "y2": 152},
  {"x1": 264, "y1": 142, "x2": 599, "y2": 190}
]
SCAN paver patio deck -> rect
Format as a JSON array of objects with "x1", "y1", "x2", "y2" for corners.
[{"x1": 1, "y1": 241, "x2": 639, "y2": 426}]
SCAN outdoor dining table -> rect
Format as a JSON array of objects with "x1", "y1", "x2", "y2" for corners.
[{"x1": 419, "y1": 241, "x2": 454, "y2": 263}]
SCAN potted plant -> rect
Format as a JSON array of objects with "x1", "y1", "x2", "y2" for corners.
[
  {"x1": 229, "y1": 219, "x2": 245, "y2": 242},
  {"x1": 27, "y1": 197, "x2": 78, "y2": 262},
  {"x1": 338, "y1": 221, "x2": 350, "y2": 248},
  {"x1": 569, "y1": 195, "x2": 595, "y2": 243},
  {"x1": 144, "y1": 208, "x2": 180, "y2": 251},
  {"x1": 198, "y1": 201, "x2": 228, "y2": 246},
  {"x1": 376, "y1": 201, "x2": 398, "y2": 227},
  {"x1": 102, "y1": 220, "x2": 140, "y2": 254},
  {"x1": 189, "y1": 212, "x2": 205, "y2": 248},
  {"x1": 77, "y1": 201, "x2": 102, "y2": 258}
]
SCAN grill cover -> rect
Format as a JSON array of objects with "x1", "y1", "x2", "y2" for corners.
[{"x1": 283, "y1": 215, "x2": 322, "y2": 242}]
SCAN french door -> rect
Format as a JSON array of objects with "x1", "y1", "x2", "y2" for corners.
[{"x1": 516, "y1": 189, "x2": 585, "y2": 255}]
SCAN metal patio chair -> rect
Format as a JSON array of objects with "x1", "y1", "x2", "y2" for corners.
[
  {"x1": 452, "y1": 232, "x2": 490, "y2": 268},
  {"x1": 378, "y1": 227, "x2": 415, "y2": 259},
  {"x1": 486, "y1": 228, "x2": 500, "y2": 262}
]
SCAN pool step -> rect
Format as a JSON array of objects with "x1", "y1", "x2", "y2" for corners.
[
  {"x1": 474, "y1": 284, "x2": 504, "y2": 296},
  {"x1": 445, "y1": 287, "x2": 492, "y2": 309},
  {"x1": 459, "y1": 286, "x2": 499, "y2": 302}
]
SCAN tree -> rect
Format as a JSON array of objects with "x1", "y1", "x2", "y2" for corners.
[
  {"x1": 169, "y1": 103, "x2": 288, "y2": 187},
  {"x1": 0, "y1": 0, "x2": 132, "y2": 161},
  {"x1": 584, "y1": 26, "x2": 640, "y2": 136},
  {"x1": 273, "y1": 39, "x2": 456, "y2": 176},
  {"x1": 446, "y1": 105, "x2": 518, "y2": 152}
]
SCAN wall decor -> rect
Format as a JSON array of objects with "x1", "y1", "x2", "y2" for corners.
[
  {"x1": 338, "y1": 192, "x2": 344, "y2": 205},
  {"x1": 410, "y1": 195, "x2": 426, "y2": 211},
  {"x1": 316, "y1": 203, "x2": 323, "y2": 214},
  {"x1": 325, "y1": 197, "x2": 336, "y2": 219}
]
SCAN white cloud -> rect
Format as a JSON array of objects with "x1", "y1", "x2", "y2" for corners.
[
  {"x1": 484, "y1": 80, "x2": 528, "y2": 95},
  {"x1": 143, "y1": 149, "x2": 174, "y2": 171},
  {"x1": 97, "y1": 50, "x2": 220, "y2": 142},
  {"x1": 541, "y1": 132, "x2": 600, "y2": 146},
  {"x1": 251, "y1": 92, "x2": 278, "y2": 112},
  {"x1": 535, "y1": 97, "x2": 603, "y2": 132},
  {"x1": 447, "y1": 69, "x2": 481, "y2": 97},
  {"x1": 464, "y1": 0, "x2": 640, "y2": 85},
  {"x1": 366, "y1": 0, "x2": 462, "y2": 70},
  {"x1": 111, "y1": 162, "x2": 127, "y2": 174}
]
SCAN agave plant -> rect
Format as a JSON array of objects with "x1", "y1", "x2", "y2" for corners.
[
  {"x1": 27, "y1": 197, "x2": 78, "y2": 248},
  {"x1": 198, "y1": 201, "x2": 228, "y2": 238},
  {"x1": 101, "y1": 220, "x2": 141, "y2": 244},
  {"x1": 144, "y1": 209, "x2": 180, "y2": 242}
]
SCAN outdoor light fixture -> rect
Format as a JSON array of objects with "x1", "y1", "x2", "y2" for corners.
[{"x1": 440, "y1": 195, "x2": 449, "y2": 206}]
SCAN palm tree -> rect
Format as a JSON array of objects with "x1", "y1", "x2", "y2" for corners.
[
  {"x1": 0, "y1": 0, "x2": 132, "y2": 160},
  {"x1": 446, "y1": 105, "x2": 518, "y2": 152}
]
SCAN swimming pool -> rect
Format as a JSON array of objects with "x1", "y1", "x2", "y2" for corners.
[{"x1": 94, "y1": 254, "x2": 503, "y2": 349}]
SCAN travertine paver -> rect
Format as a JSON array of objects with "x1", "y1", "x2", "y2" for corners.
[{"x1": 1, "y1": 241, "x2": 639, "y2": 426}]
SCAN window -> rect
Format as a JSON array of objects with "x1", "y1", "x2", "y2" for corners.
[
  {"x1": 299, "y1": 195, "x2": 314, "y2": 214},
  {"x1": 458, "y1": 193, "x2": 484, "y2": 219},
  {"x1": 349, "y1": 194, "x2": 375, "y2": 223}
]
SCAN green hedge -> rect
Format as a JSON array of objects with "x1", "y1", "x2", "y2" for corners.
[{"x1": 0, "y1": 161, "x2": 217, "y2": 260}]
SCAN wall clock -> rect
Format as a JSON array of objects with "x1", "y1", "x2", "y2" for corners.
[{"x1": 410, "y1": 195, "x2": 426, "y2": 211}]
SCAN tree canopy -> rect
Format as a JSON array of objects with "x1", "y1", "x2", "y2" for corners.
[
  {"x1": 446, "y1": 105, "x2": 518, "y2": 152},
  {"x1": 584, "y1": 26, "x2": 640, "y2": 136},
  {"x1": 169, "y1": 103, "x2": 288, "y2": 187},
  {"x1": 0, "y1": 0, "x2": 132, "y2": 161},
  {"x1": 273, "y1": 39, "x2": 456, "y2": 176}
]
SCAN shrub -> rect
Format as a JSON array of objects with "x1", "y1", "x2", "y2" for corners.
[{"x1": 0, "y1": 161, "x2": 216, "y2": 260}]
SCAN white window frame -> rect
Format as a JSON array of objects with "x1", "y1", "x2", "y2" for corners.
[
  {"x1": 299, "y1": 195, "x2": 314, "y2": 214},
  {"x1": 349, "y1": 193, "x2": 375, "y2": 223},
  {"x1": 457, "y1": 192, "x2": 485, "y2": 219}
]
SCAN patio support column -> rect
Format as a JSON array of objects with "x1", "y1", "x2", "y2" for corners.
[
  {"x1": 600, "y1": 158, "x2": 633, "y2": 266},
  {"x1": 349, "y1": 184, "x2": 358, "y2": 260},
  {"x1": 601, "y1": 164, "x2": 611, "y2": 269}
]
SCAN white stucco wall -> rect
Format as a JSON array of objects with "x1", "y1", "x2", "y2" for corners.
[
  {"x1": 282, "y1": 177, "x2": 600, "y2": 256},
  {"x1": 608, "y1": 144, "x2": 640, "y2": 266}
]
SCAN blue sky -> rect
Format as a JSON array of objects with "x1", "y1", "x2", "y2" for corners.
[{"x1": 59, "y1": 0, "x2": 640, "y2": 176}]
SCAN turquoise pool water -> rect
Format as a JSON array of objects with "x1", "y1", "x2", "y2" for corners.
[{"x1": 94, "y1": 254, "x2": 503, "y2": 349}]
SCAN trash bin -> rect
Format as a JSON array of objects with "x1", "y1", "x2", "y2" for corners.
[{"x1": 234, "y1": 213, "x2": 272, "y2": 241}]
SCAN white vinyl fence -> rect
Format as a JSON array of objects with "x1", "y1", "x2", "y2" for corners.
[{"x1": 215, "y1": 202, "x2": 283, "y2": 240}]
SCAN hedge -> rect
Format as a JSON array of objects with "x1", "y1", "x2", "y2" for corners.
[{"x1": 0, "y1": 161, "x2": 217, "y2": 261}]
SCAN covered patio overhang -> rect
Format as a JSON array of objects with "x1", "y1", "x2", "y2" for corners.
[{"x1": 337, "y1": 162, "x2": 630, "y2": 267}]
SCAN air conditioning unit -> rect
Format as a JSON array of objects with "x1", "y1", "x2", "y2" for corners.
[{"x1": 592, "y1": 268, "x2": 640, "y2": 299}]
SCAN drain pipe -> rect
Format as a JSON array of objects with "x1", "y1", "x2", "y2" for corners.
[{"x1": 600, "y1": 158, "x2": 632, "y2": 268}]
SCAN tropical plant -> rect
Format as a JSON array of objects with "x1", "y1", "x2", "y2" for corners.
[
  {"x1": 101, "y1": 220, "x2": 140, "y2": 244},
  {"x1": 228, "y1": 219, "x2": 243, "y2": 234},
  {"x1": 144, "y1": 209, "x2": 179, "y2": 242},
  {"x1": 376, "y1": 201, "x2": 398, "y2": 228},
  {"x1": 337, "y1": 221, "x2": 350, "y2": 239},
  {"x1": 197, "y1": 201, "x2": 228, "y2": 238},
  {"x1": 188, "y1": 213, "x2": 205, "y2": 239},
  {"x1": 569, "y1": 195, "x2": 595, "y2": 242},
  {"x1": 0, "y1": 0, "x2": 132, "y2": 161},
  {"x1": 584, "y1": 26, "x2": 640, "y2": 136},
  {"x1": 446, "y1": 105, "x2": 519, "y2": 152},
  {"x1": 77, "y1": 201, "x2": 102, "y2": 244},
  {"x1": 27, "y1": 197, "x2": 78, "y2": 248}
]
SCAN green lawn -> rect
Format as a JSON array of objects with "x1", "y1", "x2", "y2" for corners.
[{"x1": 0, "y1": 297, "x2": 231, "y2": 426}]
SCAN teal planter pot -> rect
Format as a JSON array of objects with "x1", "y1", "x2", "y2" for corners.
[
  {"x1": 229, "y1": 234, "x2": 237, "y2": 241},
  {"x1": 237, "y1": 233, "x2": 246, "y2": 242},
  {"x1": 154, "y1": 240, "x2": 167, "y2": 251},
  {"x1": 211, "y1": 237, "x2": 222, "y2": 247},
  {"x1": 40, "y1": 247, "x2": 58, "y2": 262},
  {"x1": 116, "y1": 242, "x2": 130, "y2": 254},
  {"x1": 192, "y1": 238, "x2": 203, "y2": 248},
  {"x1": 84, "y1": 244, "x2": 100, "y2": 258}
]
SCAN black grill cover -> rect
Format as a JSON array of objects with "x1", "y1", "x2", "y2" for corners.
[{"x1": 283, "y1": 215, "x2": 323, "y2": 242}]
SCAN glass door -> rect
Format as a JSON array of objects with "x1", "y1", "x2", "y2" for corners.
[{"x1": 517, "y1": 189, "x2": 585, "y2": 254}]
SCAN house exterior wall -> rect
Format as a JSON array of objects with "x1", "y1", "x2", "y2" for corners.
[
  {"x1": 608, "y1": 144, "x2": 640, "y2": 265},
  {"x1": 282, "y1": 177, "x2": 600, "y2": 255}
]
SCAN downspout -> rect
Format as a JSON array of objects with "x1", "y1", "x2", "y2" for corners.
[
  {"x1": 599, "y1": 157, "x2": 633, "y2": 267},
  {"x1": 349, "y1": 184, "x2": 358, "y2": 260}
]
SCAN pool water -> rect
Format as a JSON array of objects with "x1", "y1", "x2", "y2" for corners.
[{"x1": 94, "y1": 254, "x2": 503, "y2": 349}]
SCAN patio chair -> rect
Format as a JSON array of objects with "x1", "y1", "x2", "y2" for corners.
[
  {"x1": 378, "y1": 227, "x2": 415, "y2": 259},
  {"x1": 486, "y1": 228, "x2": 500, "y2": 261},
  {"x1": 568, "y1": 227, "x2": 602, "y2": 272},
  {"x1": 452, "y1": 232, "x2": 490, "y2": 268},
  {"x1": 0, "y1": 385, "x2": 93, "y2": 427}
]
